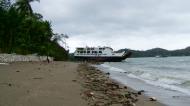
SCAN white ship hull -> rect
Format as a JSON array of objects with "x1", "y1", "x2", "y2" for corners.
[
  {"x1": 74, "y1": 47, "x2": 131, "y2": 62},
  {"x1": 74, "y1": 52, "x2": 131, "y2": 62}
]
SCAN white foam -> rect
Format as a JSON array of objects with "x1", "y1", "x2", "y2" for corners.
[
  {"x1": 128, "y1": 73, "x2": 140, "y2": 79},
  {"x1": 140, "y1": 73, "x2": 156, "y2": 81},
  {"x1": 144, "y1": 80, "x2": 190, "y2": 96},
  {"x1": 101, "y1": 64, "x2": 126, "y2": 72},
  {"x1": 109, "y1": 67, "x2": 126, "y2": 72},
  {"x1": 101, "y1": 63, "x2": 190, "y2": 96},
  {"x1": 158, "y1": 78, "x2": 183, "y2": 85},
  {"x1": 127, "y1": 72, "x2": 190, "y2": 96}
]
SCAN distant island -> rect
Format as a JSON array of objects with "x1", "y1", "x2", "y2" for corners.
[{"x1": 118, "y1": 46, "x2": 190, "y2": 58}]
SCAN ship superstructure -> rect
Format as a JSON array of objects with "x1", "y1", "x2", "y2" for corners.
[{"x1": 74, "y1": 47, "x2": 131, "y2": 62}]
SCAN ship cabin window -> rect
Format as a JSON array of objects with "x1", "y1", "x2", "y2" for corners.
[
  {"x1": 99, "y1": 48, "x2": 105, "y2": 50},
  {"x1": 87, "y1": 51, "x2": 90, "y2": 53},
  {"x1": 83, "y1": 51, "x2": 86, "y2": 53},
  {"x1": 92, "y1": 51, "x2": 97, "y2": 54},
  {"x1": 99, "y1": 51, "x2": 102, "y2": 53},
  {"x1": 91, "y1": 48, "x2": 94, "y2": 50},
  {"x1": 77, "y1": 48, "x2": 84, "y2": 50}
]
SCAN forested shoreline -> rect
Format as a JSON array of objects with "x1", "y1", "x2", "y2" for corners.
[
  {"x1": 119, "y1": 47, "x2": 190, "y2": 57},
  {"x1": 0, "y1": 0, "x2": 68, "y2": 60}
]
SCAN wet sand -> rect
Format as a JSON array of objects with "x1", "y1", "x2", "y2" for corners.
[{"x1": 0, "y1": 62, "x2": 165, "y2": 106}]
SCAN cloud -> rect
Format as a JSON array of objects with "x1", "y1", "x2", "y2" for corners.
[{"x1": 32, "y1": 0, "x2": 190, "y2": 52}]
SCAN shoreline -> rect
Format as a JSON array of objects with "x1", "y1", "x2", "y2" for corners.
[
  {"x1": 78, "y1": 63, "x2": 165, "y2": 106},
  {"x1": 0, "y1": 61, "x2": 165, "y2": 106}
]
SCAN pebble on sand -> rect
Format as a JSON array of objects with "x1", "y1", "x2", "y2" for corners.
[
  {"x1": 137, "y1": 90, "x2": 145, "y2": 95},
  {"x1": 124, "y1": 86, "x2": 128, "y2": 89},
  {"x1": 149, "y1": 97, "x2": 157, "y2": 101}
]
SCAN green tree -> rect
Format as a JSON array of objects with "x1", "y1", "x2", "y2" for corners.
[
  {"x1": 15, "y1": 0, "x2": 39, "y2": 16},
  {"x1": 0, "y1": 0, "x2": 11, "y2": 10},
  {"x1": 0, "y1": 0, "x2": 68, "y2": 60}
]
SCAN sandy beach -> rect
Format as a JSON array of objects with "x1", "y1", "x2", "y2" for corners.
[{"x1": 0, "y1": 62, "x2": 165, "y2": 106}]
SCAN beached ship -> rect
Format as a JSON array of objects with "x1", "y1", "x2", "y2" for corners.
[{"x1": 74, "y1": 47, "x2": 132, "y2": 62}]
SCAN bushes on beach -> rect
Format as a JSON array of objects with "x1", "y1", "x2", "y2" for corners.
[{"x1": 0, "y1": 0, "x2": 68, "y2": 60}]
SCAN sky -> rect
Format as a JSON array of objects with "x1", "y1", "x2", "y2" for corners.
[{"x1": 32, "y1": 0, "x2": 190, "y2": 52}]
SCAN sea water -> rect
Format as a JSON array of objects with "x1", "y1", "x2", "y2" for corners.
[{"x1": 97, "y1": 56, "x2": 190, "y2": 106}]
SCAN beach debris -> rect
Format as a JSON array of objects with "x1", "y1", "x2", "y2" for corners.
[
  {"x1": 84, "y1": 90, "x2": 94, "y2": 97},
  {"x1": 77, "y1": 64, "x2": 139, "y2": 106},
  {"x1": 83, "y1": 90, "x2": 96, "y2": 100},
  {"x1": 132, "y1": 103, "x2": 136, "y2": 106},
  {"x1": 149, "y1": 97, "x2": 157, "y2": 101},
  {"x1": 0, "y1": 63, "x2": 9, "y2": 65},
  {"x1": 124, "y1": 86, "x2": 128, "y2": 89},
  {"x1": 32, "y1": 77, "x2": 43, "y2": 79},
  {"x1": 0, "y1": 83, "x2": 12, "y2": 86},
  {"x1": 105, "y1": 72, "x2": 110, "y2": 75},
  {"x1": 16, "y1": 70, "x2": 20, "y2": 72},
  {"x1": 88, "y1": 66, "x2": 95, "y2": 70},
  {"x1": 96, "y1": 69, "x2": 100, "y2": 71},
  {"x1": 8, "y1": 83, "x2": 12, "y2": 86},
  {"x1": 137, "y1": 90, "x2": 145, "y2": 95},
  {"x1": 72, "y1": 79, "x2": 77, "y2": 82}
]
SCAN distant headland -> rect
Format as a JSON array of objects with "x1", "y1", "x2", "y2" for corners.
[{"x1": 118, "y1": 46, "x2": 190, "y2": 57}]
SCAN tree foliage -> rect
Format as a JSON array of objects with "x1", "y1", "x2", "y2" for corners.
[
  {"x1": 0, "y1": 0, "x2": 68, "y2": 60},
  {"x1": 15, "y1": 0, "x2": 39, "y2": 16}
]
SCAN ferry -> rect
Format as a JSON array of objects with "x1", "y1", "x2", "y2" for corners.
[{"x1": 74, "y1": 47, "x2": 132, "y2": 62}]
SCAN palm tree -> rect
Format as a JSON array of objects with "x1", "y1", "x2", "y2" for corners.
[
  {"x1": 52, "y1": 33, "x2": 69, "y2": 50},
  {"x1": 0, "y1": 0, "x2": 11, "y2": 10},
  {"x1": 15, "y1": 0, "x2": 39, "y2": 16}
]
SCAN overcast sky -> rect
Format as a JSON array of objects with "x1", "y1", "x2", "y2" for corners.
[{"x1": 32, "y1": 0, "x2": 190, "y2": 52}]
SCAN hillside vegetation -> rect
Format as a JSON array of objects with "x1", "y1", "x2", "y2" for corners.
[
  {"x1": 0, "y1": 0, "x2": 68, "y2": 60},
  {"x1": 119, "y1": 47, "x2": 190, "y2": 57}
]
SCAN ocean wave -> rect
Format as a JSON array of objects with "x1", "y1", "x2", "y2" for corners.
[
  {"x1": 101, "y1": 64, "x2": 126, "y2": 72},
  {"x1": 144, "y1": 80, "x2": 190, "y2": 96},
  {"x1": 180, "y1": 81, "x2": 190, "y2": 87},
  {"x1": 127, "y1": 73, "x2": 190, "y2": 95},
  {"x1": 101, "y1": 63, "x2": 190, "y2": 96}
]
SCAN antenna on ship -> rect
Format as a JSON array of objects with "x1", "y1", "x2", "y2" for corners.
[{"x1": 102, "y1": 40, "x2": 111, "y2": 47}]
